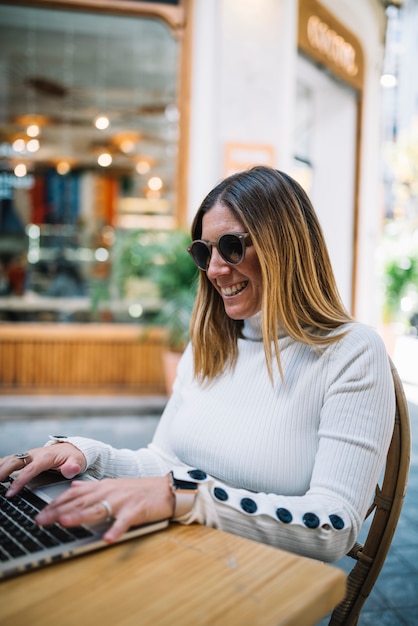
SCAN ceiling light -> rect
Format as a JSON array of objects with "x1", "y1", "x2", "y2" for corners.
[
  {"x1": 26, "y1": 124, "x2": 40, "y2": 137},
  {"x1": 97, "y1": 152, "x2": 112, "y2": 167},
  {"x1": 14, "y1": 163, "x2": 27, "y2": 177},
  {"x1": 56, "y1": 161, "x2": 71, "y2": 175},
  {"x1": 120, "y1": 139, "x2": 135, "y2": 153},
  {"x1": 94, "y1": 115, "x2": 110, "y2": 130},
  {"x1": 136, "y1": 160, "x2": 151, "y2": 175},
  {"x1": 12, "y1": 139, "x2": 26, "y2": 153},
  {"x1": 111, "y1": 132, "x2": 140, "y2": 154},
  {"x1": 380, "y1": 74, "x2": 397, "y2": 88},
  {"x1": 26, "y1": 139, "x2": 40, "y2": 152},
  {"x1": 95, "y1": 247, "x2": 109, "y2": 262},
  {"x1": 148, "y1": 176, "x2": 163, "y2": 191}
]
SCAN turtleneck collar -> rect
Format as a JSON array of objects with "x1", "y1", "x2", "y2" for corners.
[
  {"x1": 241, "y1": 311, "x2": 289, "y2": 341},
  {"x1": 241, "y1": 312, "x2": 263, "y2": 341}
]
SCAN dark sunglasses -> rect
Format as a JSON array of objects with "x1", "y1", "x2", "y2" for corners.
[{"x1": 187, "y1": 232, "x2": 252, "y2": 271}]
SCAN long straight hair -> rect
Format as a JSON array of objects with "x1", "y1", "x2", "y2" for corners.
[{"x1": 190, "y1": 166, "x2": 352, "y2": 382}]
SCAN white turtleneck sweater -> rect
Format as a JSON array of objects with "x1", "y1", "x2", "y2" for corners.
[{"x1": 55, "y1": 314, "x2": 394, "y2": 562}]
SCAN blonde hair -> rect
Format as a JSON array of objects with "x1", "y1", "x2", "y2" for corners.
[{"x1": 190, "y1": 166, "x2": 352, "y2": 382}]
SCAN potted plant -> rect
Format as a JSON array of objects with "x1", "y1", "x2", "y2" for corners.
[
  {"x1": 107, "y1": 228, "x2": 198, "y2": 392},
  {"x1": 112, "y1": 229, "x2": 163, "y2": 303},
  {"x1": 150, "y1": 229, "x2": 199, "y2": 393}
]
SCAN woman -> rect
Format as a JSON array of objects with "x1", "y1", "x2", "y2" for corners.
[{"x1": 0, "y1": 167, "x2": 394, "y2": 563}]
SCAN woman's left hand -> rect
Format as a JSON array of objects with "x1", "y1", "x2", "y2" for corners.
[{"x1": 35, "y1": 475, "x2": 175, "y2": 543}]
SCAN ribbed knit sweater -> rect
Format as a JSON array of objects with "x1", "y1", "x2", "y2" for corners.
[{"x1": 58, "y1": 313, "x2": 394, "y2": 562}]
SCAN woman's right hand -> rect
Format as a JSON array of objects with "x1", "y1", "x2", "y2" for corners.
[{"x1": 0, "y1": 443, "x2": 86, "y2": 497}]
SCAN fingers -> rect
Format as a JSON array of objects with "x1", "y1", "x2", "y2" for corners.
[
  {"x1": 35, "y1": 483, "x2": 129, "y2": 540},
  {"x1": 0, "y1": 451, "x2": 33, "y2": 481},
  {"x1": 14, "y1": 452, "x2": 31, "y2": 468},
  {"x1": 103, "y1": 516, "x2": 132, "y2": 543},
  {"x1": 37, "y1": 499, "x2": 109, "y2": 528},
  {"x1": 35, "y1": 477, "x2": 173, "y2": 542},
  {"x1": 1, "y1": 444, "x2": 86, "y2": 497},
  {"x1": 0, "y1": 450, "x2": 41, "y2": 495},
  {"x1": 35, "y1": 481, "x2": 105, "y2": 526},
  {"x1": 60, "y1": 460, "x2": 84, "y2": 479}
]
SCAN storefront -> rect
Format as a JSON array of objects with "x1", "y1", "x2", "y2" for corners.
[
  {"x1": 186, "y1": 0, "x2": 388, "y2": 323},
  {"x1": 0, "y1": 0, "x2": 192, "y2": 324},
  {"x1": 0, "y1": 0, "x2": 389, "y2": 392},
  {"x1": 0, "y1": 0, "x2": 195, "y2": 392},
  {"x1": 296, "y1": 0, "x2": 365, "y2": 313}
]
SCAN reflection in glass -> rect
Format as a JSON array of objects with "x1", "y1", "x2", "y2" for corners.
[{"x1": 0, "y1": 4, "x2": 180, "y2": 321}]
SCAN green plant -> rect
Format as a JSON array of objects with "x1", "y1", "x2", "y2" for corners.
[
  {"x1": 380, "y1": 223, "x2": 418, "y2": 323},
  {"x1": 151, "y1": 230, "x2": 199, "y2": 350},
  {"x1": 112, "y1": 229, "x2": 167, "y2": 296},
  {"x1": 383, "y1": 255, "x2": 418, "y2": 319},
  {"x1": 107, "y1": 228, "x2": 198, "y2": 347}
]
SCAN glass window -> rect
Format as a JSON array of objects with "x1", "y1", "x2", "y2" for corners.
[{"x1": 0, "y1": 3, "x2": 181, "y2": 322}]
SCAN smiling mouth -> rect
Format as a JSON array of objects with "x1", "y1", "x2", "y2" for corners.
[{"x1": 221, "y1": 281, "x2": 248, "y2": 297}]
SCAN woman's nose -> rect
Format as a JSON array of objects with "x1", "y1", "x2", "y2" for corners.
[{"x1": 207, "y1": 247, "x2": 231, "y2": 278}]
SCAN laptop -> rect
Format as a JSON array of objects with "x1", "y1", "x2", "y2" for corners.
[{"x1": 0, "y1": 470, "x2": 169, "y2": 580}]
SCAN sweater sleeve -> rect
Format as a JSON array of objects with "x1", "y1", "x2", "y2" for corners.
[
  {"x1": 44, "y1": 435, "x2": 171, "y2": 479},
  {"x1": 43, "y1": 354, "x2": 193, "y2": 478},
  {"x1": 164, "y1": 328, "x2": 395, "y2": 563}
]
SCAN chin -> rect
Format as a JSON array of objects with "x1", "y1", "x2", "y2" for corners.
[{"x1": 224, "y1": 305, "x2": 253, "y2": 320}]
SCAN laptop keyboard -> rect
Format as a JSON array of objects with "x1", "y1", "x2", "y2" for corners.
[{"x1": 0, "y1": 480, "x2": 93, "y2": 562}]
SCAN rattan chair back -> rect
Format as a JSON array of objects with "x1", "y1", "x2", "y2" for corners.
[{"x1": 328, "y1": 358, "x2": 411, "y2": 626}]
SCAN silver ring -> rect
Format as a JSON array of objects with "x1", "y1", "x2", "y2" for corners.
[
  {"x1": 15, "y1": 452, "x2": 30, "y2": 467},
  {"x1": 100, "y1": 500, "x2": 113, "y2": 521}
]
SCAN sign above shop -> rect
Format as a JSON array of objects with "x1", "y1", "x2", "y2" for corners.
[
  {"x1": 298, "y1": 0, "x2": 364, "y2": 91},
  {"x1": 224, "y1": 143, "x2": 275, "y2": 177},
  {"x1": 307, "y1": 15, "x2": 357, "y2": 77}
]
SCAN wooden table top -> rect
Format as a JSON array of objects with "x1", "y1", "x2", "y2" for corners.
[{"x1": 0, "y1": 523, "x2": 346, "y2": 626}]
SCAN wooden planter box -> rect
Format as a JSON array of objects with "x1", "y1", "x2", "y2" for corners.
[{"x1": 0, "y1": 324, "x2": 167, "y2": 395}]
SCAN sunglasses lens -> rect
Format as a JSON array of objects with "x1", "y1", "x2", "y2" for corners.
[
  {"x1": 189, "y1": 233, "x2": 247, "y2": 270},
  {"x1": 190, "y1": 242, "x2": 210, "y2": 270},
  {"x1": 219, "y1": 234, "x2": 244, "y2": 264}
]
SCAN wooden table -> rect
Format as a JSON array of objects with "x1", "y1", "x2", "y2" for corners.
[{"x1": 0, "y1": 524, "x2": 346, "y2": 626}]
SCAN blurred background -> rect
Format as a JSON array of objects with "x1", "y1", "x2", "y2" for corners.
[
  {"x1": 0, "y1": 0, "x2": 416, "y2": 393},
  {"x1": 1, "y1": 4, "x2": 418, "y2": 623}
]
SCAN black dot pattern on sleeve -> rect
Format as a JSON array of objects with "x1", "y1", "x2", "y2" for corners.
[{"x1": 183, "y1": 469, "x2": 346, "y2": 533}]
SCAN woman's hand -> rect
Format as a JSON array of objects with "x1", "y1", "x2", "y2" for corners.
[
  {"x1": 35, "y1": 475, "x2": 175, "y2": 543},
  {"x1": 0, "y1": 443, "x2": 86, "y2": 496}
]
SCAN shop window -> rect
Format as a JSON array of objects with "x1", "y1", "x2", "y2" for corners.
[
  {"x1": 292, "y1": 79, "x2": 314, "y2": 194},
  {"x1": 0, "y1": 3, "x2": 182, "y2": 322}
]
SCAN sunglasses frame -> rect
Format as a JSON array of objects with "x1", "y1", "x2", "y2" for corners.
[{"x1": 187, "y1": 232, "x2": 252, "y2": 271}]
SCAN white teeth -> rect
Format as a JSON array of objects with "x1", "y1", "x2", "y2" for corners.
[{"x1": 221, "y1": 281, "x2": 247, "y2": 296}]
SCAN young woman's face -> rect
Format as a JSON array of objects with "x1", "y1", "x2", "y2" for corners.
[{"x1": 201, "y1": 202, "x2": 263, "y2": 320}]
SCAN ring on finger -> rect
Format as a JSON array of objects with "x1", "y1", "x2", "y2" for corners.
[
  {"x1": 100, "y1": 500, "x2": 113, "y2": 522},
  {"x1": 14, "y1": 452, "x2": 30, "y2": 467}
]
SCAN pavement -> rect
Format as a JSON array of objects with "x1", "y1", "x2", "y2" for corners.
[{"x1": 0, "y1": 337, "x2": 417, "y2": 625}]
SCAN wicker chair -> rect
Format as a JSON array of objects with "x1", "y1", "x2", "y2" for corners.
[{"x1": 328, "y1": 358, "x2": 411, "y2": 626}]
